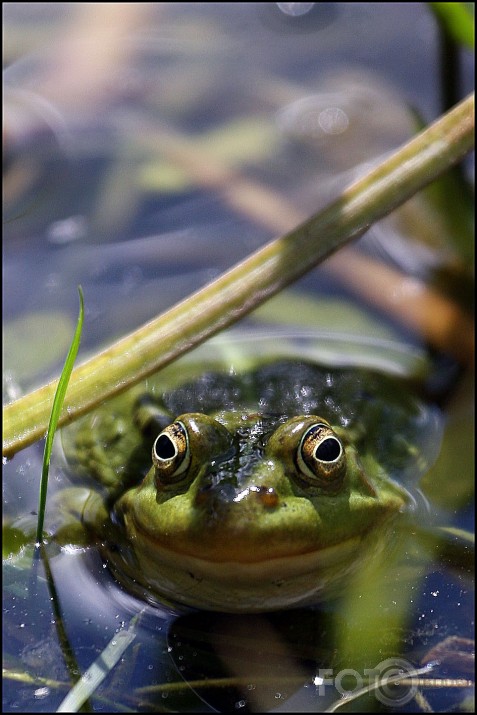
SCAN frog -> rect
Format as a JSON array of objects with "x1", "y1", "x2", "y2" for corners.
[{"x1": 58, "y1": 358, "x2": 442, "y2": 613}]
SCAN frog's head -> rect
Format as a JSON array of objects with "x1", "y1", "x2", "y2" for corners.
[{"x1": 114, "y1": 409, "x2": 410, "y2": 611}]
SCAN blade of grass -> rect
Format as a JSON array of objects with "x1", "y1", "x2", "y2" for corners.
[
  {"x1": 3, "y1": 93, "x2": 474, "y2": 459},
  {"x1": 35, "y1": 542, "x2": 91, "y2": 709},
  {"x1": 56, "y1": 615, "x2": 140, "y2": 713},
  {"x1": 35, "y1": 286, "x2": 84, "y2": 543}
]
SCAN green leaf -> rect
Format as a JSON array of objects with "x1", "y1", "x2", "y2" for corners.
[
  {"x1": 35, "y1": 287, "x2": 84, "y2": 543},
  {"x1": 429, "y1": 2, "x2": 475, "y2": 48}
]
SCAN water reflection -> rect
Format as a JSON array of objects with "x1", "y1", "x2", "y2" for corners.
[{"x1": 167, "y1": 608, "x2": 336, "y2": 711}]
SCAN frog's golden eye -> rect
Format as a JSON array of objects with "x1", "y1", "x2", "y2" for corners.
[
  {"x1": 152, "y1": 421, "x2": 190, "y2": 484},
  {"x1": 296, "y1": 422, "x2": 346, "y2": 490},
  {"x1": 152, "y1": 413, "x2": 233, "y2": 489}
]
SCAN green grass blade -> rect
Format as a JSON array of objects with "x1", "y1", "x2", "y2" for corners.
[{"x1": 35, "y1": 286, "x2": 84, "y2": 544}]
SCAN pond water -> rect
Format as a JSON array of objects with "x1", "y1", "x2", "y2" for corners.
[{"x1": 3, "y1": 3, "x2": 474, "y2": 712}]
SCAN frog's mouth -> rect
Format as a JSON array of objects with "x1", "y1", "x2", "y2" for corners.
[
  {"x1": 112, "y1": 524, "x2": 374, "y2": 612},
  {"x1": 111, "y1": 509, "x2": 395, "y2": 611},
  {"x1": 131, "y1": 520, "x2": 365, "y2": 584}
]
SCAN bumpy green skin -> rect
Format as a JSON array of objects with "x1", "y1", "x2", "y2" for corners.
[{"x1": 61, "y1": 360, "x2": 438, "y2": 612}]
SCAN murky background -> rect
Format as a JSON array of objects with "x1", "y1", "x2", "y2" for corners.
[{"x1": 3, "y1": 3, "x2": 474, "y2": 712}]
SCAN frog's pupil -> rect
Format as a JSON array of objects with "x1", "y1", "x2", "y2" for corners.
[
  {"x1": 156, "y1": 434, "x2": 176, "y2": 460},
  {"x1": 315, "y1": 437, "x2": 341, "y2": 463}
]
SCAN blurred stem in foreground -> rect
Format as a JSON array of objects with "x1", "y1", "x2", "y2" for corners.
[
  {"x1": 2, "y1": 92, "x2": 474, "y2": 459},
  {"x1": 426, "y1": 2, "x2": 475, "y2": 263}
]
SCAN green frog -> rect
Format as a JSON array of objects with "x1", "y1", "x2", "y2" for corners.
[{"x1": 59, "y1": 359, "x2": 440, "y2": 613}]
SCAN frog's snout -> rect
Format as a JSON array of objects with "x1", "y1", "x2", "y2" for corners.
[
  {"x1": 232, "y1": 484, "x2": 280, "y2": 508},
  {"x1": 194, "y1": 480, "x2": 280, "y2": 512}
]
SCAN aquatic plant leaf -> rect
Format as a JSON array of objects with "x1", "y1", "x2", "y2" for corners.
[{"x1": 429, "y1": 2, "x2": 475, "y2": 48}]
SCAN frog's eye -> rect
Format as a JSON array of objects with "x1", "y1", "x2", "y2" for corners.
[
  {"x1": 152, "y1": 421, "x2": 190, "y2": 484},
  {"x1": 152, "y1": 413, "x2": 233, "y2": 489},
  {"x1": 296, "y1": 422, "x2": 346, "y2": 490}
]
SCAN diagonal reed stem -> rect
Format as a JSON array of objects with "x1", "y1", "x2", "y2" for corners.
[{"x1": 3, "y1": 92, "x2": 474, "y2": 458}]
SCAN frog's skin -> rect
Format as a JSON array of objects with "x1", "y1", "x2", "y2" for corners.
[{"x1": 60, "y1": 360, "x2": 439, "y2": 613}]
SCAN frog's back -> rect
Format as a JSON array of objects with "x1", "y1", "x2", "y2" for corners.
[
  {"x1": 62, "y1": 359, "x2": 440, "y2": 491},
  {"x1": 157, "y1": 360, "x2": 439, "y2": 482}
]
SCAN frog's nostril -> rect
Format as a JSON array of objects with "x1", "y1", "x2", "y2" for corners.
[
  {"x1": 233, "y1": 485, "x2": 279, "y2": 508},
  {"x1": 257, "y1": 486, "x2": 279, "y2": 508}
]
